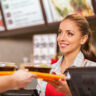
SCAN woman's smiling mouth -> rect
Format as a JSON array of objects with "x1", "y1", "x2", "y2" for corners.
[{"x1": 59, "y1": 43, "x2": 69, "y2": 48}]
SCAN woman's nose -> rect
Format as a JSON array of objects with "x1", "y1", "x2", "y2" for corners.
[{"x1": 59, "y1": 33, "x2": 67, "y2": 41}]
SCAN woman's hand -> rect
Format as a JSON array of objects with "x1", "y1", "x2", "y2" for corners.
[
  {"x1": 11, "y1": 69, "x2": 37, "y2": 89},
  {"x1": 44, "y1": 74, "x2": 72, "y2": 96}
]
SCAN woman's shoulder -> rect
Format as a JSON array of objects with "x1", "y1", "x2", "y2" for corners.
[
  {"x1": 50, "y1": 62, "x2": 59, "y2": 73},
  {"x1": 85, "y1": 59, "x2": 96, "y2": 66},
  {"x1": 51, "y1": 56, "x2": 63, "y2": 68},
  {"x1": 50, "y1": 56, "x2": 63, "y2": 74}
]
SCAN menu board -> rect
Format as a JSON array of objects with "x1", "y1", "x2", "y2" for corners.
[
  {"x1": 0, "y1": 7, "x2": 5, "y2": 31},
  {"x1": 1, "y1": 0, "x2": 44, "y2": 30},
  {"x1": 42, "y1": 0, "x2": 95, "y2": 23},
  {"x1": 92, "y1": 0, "x2": 96, "y2": 13},
  {"x1": 33, "y1": 34, "x2": 57, "y2": 65}
]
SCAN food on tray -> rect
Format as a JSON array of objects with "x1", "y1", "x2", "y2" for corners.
[
  {"x1": 0, "y1": 66, "x2": 16, "y2": 71},
  {"x1": 0, "y1": 62, "x2": 16, "y2": 71},
  {"x1": 0, "y1": 63, "x2": 64, "y2": 81},
  {"x1": 25, "y1": 64, "x2": 51, "y2": 73}
]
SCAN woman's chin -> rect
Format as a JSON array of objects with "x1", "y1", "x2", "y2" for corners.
[
  {"x1": 60, "y1": 48, "x2": 72, "y2": 54},
  {"x1": 60, "y1": 50, "x2": 68, "y2": 55}
]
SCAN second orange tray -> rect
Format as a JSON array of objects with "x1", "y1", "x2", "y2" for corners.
[{"x1": 0, "y1": 71, "x2": 64, "y2": 80}]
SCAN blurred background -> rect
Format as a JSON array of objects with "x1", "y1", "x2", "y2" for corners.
[{"x1": 0, "y1": 0, "x2": 96, "y2": 89}]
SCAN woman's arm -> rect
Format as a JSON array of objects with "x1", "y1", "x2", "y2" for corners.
[{"x1": 44, "y1": 75, "x2": 72, "y2": 96}]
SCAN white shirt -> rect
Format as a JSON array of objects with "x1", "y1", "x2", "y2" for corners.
[{"x1": 36, "y1": 51, "x2": 96, "y2": 96}]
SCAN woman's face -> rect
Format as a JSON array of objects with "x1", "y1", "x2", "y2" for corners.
[{"x1": 57, "y1": 19, "x2": 86, "y2": 55}]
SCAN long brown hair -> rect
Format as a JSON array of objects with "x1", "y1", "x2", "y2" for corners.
[{"x1": 62, "y1": 14, "x2": 96, "y2": 62}]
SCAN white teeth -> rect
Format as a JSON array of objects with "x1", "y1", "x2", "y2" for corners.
[
  {"x1": 60, "y1": 44, "x2": 68, "y2": 47},
  {"x1": 61, "y1": 44, "x2": 67, "y2": 45}
]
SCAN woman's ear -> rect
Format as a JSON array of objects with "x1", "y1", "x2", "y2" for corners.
[{"x1": 80, "y1": 35, "x2": 88, "y2": 45}]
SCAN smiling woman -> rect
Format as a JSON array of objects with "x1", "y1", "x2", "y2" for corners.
[
  {"x1": 62, "y1": 14, "x2": 96, "y2": 62},
  {"x1": 36, "y1": 14, "x2": 96, "y2": 96},
  {"x1": 57, "y1": 19, "x2": 84, "y2": 56}
]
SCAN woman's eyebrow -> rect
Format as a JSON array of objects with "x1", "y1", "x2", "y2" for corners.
[
  {"x1": 58, "y1": 29, "x2": 62, "y2": 32},
  {"x1": 66, "y1": 29, "x2": 74, "y2": 33}
]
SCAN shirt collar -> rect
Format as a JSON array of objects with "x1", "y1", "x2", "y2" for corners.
[
  {"x1": 52, "y1": 51, "x2": 85, "y2": 74},
  {"x1": 72, "y1": 51, "x2": 85, "y2": 67},
  {"x1": 57, "y1": 51, "x2": 85, "y2": 67}
]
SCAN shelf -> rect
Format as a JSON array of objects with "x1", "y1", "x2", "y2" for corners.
[
  {"x1": 0, "y1": 22, "x2": 60, "y2": 37},
  {"x1": 0, "y1": 15, "x2": 96, "y2": 38}
]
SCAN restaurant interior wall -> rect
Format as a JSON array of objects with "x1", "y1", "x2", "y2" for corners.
[
  {"x1": 0, "y1": 19, "x2": 96, "y2": 66},
  {"x1": 0, "y1": 20, "x2": 95, "y2": 89},
  {"x1": 0, "y1": 35, "x2": 33, "y2": 67}
]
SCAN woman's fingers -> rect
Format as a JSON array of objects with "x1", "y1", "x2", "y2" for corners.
[{"x1": 44, "y1": 79, "x2": 59, "y2": 85}]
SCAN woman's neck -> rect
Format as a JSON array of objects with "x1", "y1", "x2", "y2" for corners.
[{"x1": 60, "y1": 49, "x2": 80, "y2": 73}]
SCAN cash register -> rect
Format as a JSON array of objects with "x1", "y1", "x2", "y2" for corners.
[
  {"x1": 66, "y1": 67, "x2": 96, "y2": 96},
  {"x1": 0, "y1": 89, "x2": 39, "y2": 96}
]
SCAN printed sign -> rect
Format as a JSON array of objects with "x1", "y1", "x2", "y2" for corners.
[
  {"x1": 0, "y1": 7, "x2": 5, "y2": 31},
  {"x1": 33, "y1": 34, "x2": 57, "y2": 65},
  {"x1": 43, "y1": 0, "x2": 95, "y2": 22},
  {"x1": 1, "y1": 0, "x2": 44, "y2": 30}
]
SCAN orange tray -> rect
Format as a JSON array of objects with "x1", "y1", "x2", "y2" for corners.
[
  {"x1": 0, "y1": 71, "x2": 64, "y2": 80},
  {"x1": 0, "y1": 71, "x2": 15, "y2": 75}
]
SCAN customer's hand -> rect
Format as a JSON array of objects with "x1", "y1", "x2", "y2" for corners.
[{"x1": 11, "y1": 69, "x2": 37, "y2": 89}]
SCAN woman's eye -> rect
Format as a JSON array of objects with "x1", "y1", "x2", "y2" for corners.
[
  {"x1": 58, "y1": 31, "x2": 61, "y2": 34},
  {"x1": 67, "y1": 32, "x2": 74, "y2": 36}
]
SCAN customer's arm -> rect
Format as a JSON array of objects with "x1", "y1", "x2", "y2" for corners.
[
  {"x1": 0, "y1": 70, "x2": 37, "y2": 93},
  {"x1": 0, "y1": 75, "x2": 15, "y2": 93}
]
